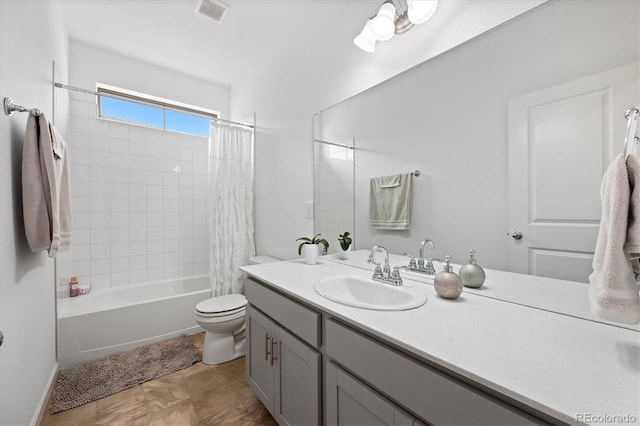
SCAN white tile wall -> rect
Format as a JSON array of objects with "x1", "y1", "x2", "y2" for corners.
[
  {"x1": 314, "y1": 143, "x2": 355, "y2": 253},
  {"x1": 63, "y1": 97, "x2": 210, "y2": 293}
]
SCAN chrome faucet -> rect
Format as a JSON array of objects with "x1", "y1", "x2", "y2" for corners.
[
  {"x1": 367, "y1": 245, "x2": 403, "y2": 286},
  {"x1": 403, "y1": 239, "x2": 437, "y2": 275}
]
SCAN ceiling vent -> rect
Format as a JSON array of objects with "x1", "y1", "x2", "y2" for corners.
[{"x1": 194, "y1": 0, "x2": 229, "y2": 23}]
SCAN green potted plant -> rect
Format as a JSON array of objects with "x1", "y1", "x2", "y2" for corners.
[
  {"x1": 296, "y1": 233, "x2": 329, "y2": 265},
  {"x1": 337, "y1": 231, "x2": 352, "y2": 259}
]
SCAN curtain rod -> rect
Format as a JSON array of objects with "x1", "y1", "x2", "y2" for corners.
[
  {"x1": 54, "y1": 82, "x2": 255, "y2": 130},
  {"x1": 54, "y1": 82, "x2": 99, "y2": 96},
  {"x1": 212, "y1": 117, "x2": 255, "y2": 129}
]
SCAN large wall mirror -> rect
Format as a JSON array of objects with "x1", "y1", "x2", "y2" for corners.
[{"x1": 314, "y1": 0, "x2": 639, "y2": 282}]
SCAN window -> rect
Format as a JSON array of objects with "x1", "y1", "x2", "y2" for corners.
[{"x1": 97, "y1": 84, "x2": 217, "y2": 137}]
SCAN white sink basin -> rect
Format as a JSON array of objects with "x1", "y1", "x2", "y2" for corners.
[{"x1": 314, "y1": 275, "x2": 427, "y2": 311}]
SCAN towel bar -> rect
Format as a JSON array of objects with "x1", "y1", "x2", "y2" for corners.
[{"x1": 3, "y1": 97, "x2": 41, "y2": 116}]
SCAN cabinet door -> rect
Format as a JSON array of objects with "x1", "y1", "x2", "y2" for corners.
[
  {"x1": 246, "y1": 305, "x2": 275, "y2": 414},
  {"x1": 325, "y1": 362, "x2": 414, "y2": 426},
  {"x1": 273, "y1": 325, "x2": 321, "y2": 426}
]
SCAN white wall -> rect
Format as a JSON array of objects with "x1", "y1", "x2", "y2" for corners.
[
  {"x1": 318, "y1": 0, "x2": 640, "y2": 270},
  {"x1": 0, "y1": 1, "x2": 69, "y2": 424}
]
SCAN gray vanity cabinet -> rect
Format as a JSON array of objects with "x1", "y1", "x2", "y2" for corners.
[
  {"x1": 245, "y1": 277, "x2": 548, "y2": 426},
  {"x1": 245, "y1": 279, "x2": 322, "y2": 425},
  {"x1": 326, "y1": 362, "x2": 419, "y2": 426},
  {"x1": 246, "y1": 305, "x2": 276, "y2": 412}
]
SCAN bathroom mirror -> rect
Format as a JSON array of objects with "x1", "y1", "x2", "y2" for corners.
[
  {"x1": 312, "y1": 130, "x2": 355, "y2": 254},
  {"x1": 313, "y1": 0, "x2": 640, "y2": 282}
]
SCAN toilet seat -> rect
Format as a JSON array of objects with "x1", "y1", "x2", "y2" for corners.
[{"x1": 195, "y1": 294, "x2": 247, "y2": 318}]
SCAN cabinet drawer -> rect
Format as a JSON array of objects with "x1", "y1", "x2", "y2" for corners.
[
  {"x1": 245, "y1": 278, "x2": 320, "y2": 348},
  {"x1": 325, "y1": 319, "x2": 540, "y2": 426}
]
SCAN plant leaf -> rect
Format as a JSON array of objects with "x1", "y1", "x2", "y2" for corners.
[{"x1": 296, "y1": 237, "x2": 312, "y2": 243}]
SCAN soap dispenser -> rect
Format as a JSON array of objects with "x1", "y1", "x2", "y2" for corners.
[
  {"x1": 434, "y1": 255, "x2": 463, "y2": 299},
  {"x1": 459, "y1": 250, "x2": 486, "y2": 288}
]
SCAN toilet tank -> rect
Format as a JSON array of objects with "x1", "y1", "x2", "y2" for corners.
[{"x1": 248, "y1": 256, "x2": 280, "y2": 265}]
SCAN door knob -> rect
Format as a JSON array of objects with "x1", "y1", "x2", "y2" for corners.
[{"x1": 510, "y1": 231, "x2": 523, "y2": 240}]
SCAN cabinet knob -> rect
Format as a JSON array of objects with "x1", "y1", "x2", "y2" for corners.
[{"x1": 510, "y1": 231, "x2": 523, "y2": 240}]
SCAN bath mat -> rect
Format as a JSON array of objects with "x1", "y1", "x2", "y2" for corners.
[{"x1": 50, "y1": 334, "x2": 201, "y2": 414}]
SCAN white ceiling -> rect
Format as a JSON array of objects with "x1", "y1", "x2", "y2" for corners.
[
  {"x1": 60, "y1": 0, "x2": 546, "y2": 109},
  {"x1": 61, "y1": 0, "x2": 386, "y2": 88}
]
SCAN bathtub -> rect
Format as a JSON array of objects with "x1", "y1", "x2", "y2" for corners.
[{"x1": 57, "y1": 275, "x2": 211, "y2": 368}]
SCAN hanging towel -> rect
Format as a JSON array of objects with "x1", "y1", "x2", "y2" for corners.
[
  {"x1": 369, "y1": 173, "x2": 412, "y2": 230},
  {"x1": 588, "y1": 154, "x2": 639, "y2": 324},
  {"x1": 22, "y1": 113, "x2": 71, "y2": 257},
  {"x1": 625, "y1": 155, "x2": 640, "y2": 283},
  {"x1": 48, "y1": 122, "x2": 72, "y2": 256}
]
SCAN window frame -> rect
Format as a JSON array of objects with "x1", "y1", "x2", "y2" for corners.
[{"x1": 96, "y1": 83, "x2": 219, "y2": 136}]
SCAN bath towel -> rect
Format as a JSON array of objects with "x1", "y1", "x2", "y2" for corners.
[
  {"x1": 370, "y1": 173, "x2": 412, "y2": 230},
  {"x1": 22, "y1": 113, "x2": 71, "y2": 257},
  {"x1": 48, "y1": 122, "x2": 72, "y2": 256},
  {"x1": 625, "y1": 155, "x2": 640, "y2": 284},
  {"x1": 588, "y1": 154, "x2": 639, "y2": 324}
]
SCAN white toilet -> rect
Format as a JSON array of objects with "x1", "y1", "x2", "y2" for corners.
[{"x1": 195, "y1": 255, "x2": 279, "y2": 365}]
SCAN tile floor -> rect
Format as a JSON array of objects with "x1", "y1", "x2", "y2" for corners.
[{"x1": 40, "y1": 333, "x2": 276, "y2": 425}]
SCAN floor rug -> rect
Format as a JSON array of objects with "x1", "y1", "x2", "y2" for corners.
[{"x1": 50, "y1": 334, "x2": 201, "y2": 414}]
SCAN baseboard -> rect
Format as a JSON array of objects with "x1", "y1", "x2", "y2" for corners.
[{"x1": 31, "y1": 362, "x2": 58, "y2": 426}]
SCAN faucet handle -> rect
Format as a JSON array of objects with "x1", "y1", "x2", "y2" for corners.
[
  {"x1": 425, "y1": 259, "x2": 436, "y2": 275},
  {"x1": 390, "y1": 266, "x2": 403, "y2": 286},
  {"x1": 383, "y1": 262, "x2": 391, "y2": 277},
  {"x1": 373, "y1": 264, "x2": 384, "y2": 278},
  {"x1": 402, "y1": 253, "x2": 416, "y2": 268}
]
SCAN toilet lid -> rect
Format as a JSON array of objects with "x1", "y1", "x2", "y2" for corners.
[{"x1": 196, "y1": 294, "x2": 247, "y2": 314}]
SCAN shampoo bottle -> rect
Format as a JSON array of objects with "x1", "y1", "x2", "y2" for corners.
[
  {"x1": 69, "y1": 276, "x2": 79, "y2": 297},
  {"x1": 434, "y1": 255, "x2": 463, "y2": 299},
  {"x1": 459, "y1": 250, "x2": 486, "y2": 288}
]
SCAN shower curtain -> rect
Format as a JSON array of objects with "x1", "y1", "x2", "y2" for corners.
[{"x1": 208, "y1": 121, "x2": 256, "y2": 296}]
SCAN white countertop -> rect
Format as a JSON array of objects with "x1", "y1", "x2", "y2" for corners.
[
  {"x1": 325, "y1": 250, "x2": 640, "y2": 332},
  {"x1": 241, "y1": 251, "x2": 640, "y2": 426}
]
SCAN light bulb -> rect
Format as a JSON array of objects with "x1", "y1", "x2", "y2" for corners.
[
  {"x1": 407, "y1": 0, "x2": 438, "y2": 25},
  {"x1": 369, "y1": 2, "x2": 396, "y2": 41},
  {"x1": 353, "y1": 20, "x2": 376, "y2": 53}
]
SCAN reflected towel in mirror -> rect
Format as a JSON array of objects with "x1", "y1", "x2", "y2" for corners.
[{"x1": 369, "y1": 173, "x2": 412, "y2": 230}]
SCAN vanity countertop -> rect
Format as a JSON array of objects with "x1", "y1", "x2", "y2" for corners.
[{"x1": 240, "y1": 252, "x2": 640, "y2": 426}]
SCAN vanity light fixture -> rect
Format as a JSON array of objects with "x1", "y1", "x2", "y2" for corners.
[
  {"x1": 354, "y1": 0, "x2": 438, "y2": 53},
  {"x1": 354, "y1": 20, "x2": 377, "y2": 53},
  {"x1": 407, "y1": 0, "x2": 438, "y2": 24},
  {"x1": 369, "y1": 2, "x2": 397, "y2": 41}
]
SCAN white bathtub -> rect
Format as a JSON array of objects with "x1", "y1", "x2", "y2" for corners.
[{"x1": 57, "y1": 275, "x2": 211, "y2": 368}]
